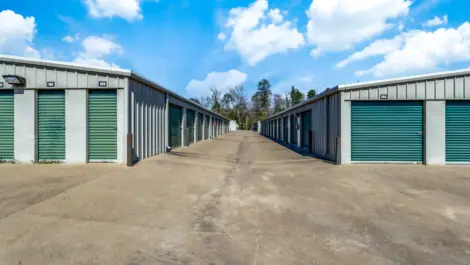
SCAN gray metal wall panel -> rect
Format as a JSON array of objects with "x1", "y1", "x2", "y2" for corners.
[
  {"x1": 342, "y1": 74, "x2": 470, "y2": 101},
  {"x1": 129, "y1": 79, "x2": 167, "y2": 162},
  {"x1": 0, "y1": 62, "x2": 125, "y2": 89}
]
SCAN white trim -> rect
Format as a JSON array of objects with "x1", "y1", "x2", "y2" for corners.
[{"x1": 339, "y1": 69, "x2": 470, "y2": 91}]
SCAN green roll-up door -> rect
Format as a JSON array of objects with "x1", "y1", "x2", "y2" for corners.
[
  {"x1": 197, "y1": 113, "x2": 203, "y2": 141},
  {"x1": 88, "y1": 90, "x2": 117, "y2": 161},
  {"x1": 446, "y1": 101, "x2": 470, "y2": 162},
  {"x1": 291, "y1": 115, "x2": 297, "y2": 145},
  {"x1": 301, "y1": 111, "x2": 311, "y2": 148},
  {"x1": 38, "y1": 90, "x2": 65, "y2": 161},
  {"x1": 351, "y1": 101, "x2": 423, "y2": 163},
  {"x1": 0, "y1": 91, "x2": 14, "y2": 160},
  {"x1": 169, "y1": 104, "x2": 182, "y2": 148},
  {"x1": 186, "y1": 110, "x2": 195, "y2": 145},
  {"x1": 283, "y1": 117, "x2": 288, "y2": 142},
  {"x1": 205, "y1": 115, "x2": 209, "y2": 139}
]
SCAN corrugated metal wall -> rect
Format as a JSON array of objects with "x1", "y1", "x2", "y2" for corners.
[
  {"x1": 342, "y1": 75, "x2": 470, "y2": 100},
  {"x1": 129, "y1": 79, "x2": 167, "y2": 161},
  {"x1": 0, "y1": 62, "x2": 127, "y2": 89},
  {"x1": 261, "y1": 92, "x2": 341, "y2": 162}
]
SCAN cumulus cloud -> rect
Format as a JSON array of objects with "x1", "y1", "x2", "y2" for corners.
[
  {"x1": 306, "y1": 0, "x2": 411, "y2": 55},
  {"x1": 62, "y1": 34, "x2": 80, "y2": 43},
  {"x1": 73, "y1": 36, "x2": 123, "y2": 68},
  {"x1": 217, "y1": 32, "x2": 226, "y2": 41},
  {"x1": 220, "y1": 0, "x2": 305, "y2": 65},
  {"x1": 422, "y1": 15, "x2": 448, "y2": 27},
  {"x1": 336, "y1": 36, "x2": 404, "y2": 68},
  {"x1": 84, "y1": 0, "x2": 145, "y2": 21},
  {"x1": 0, "y1": 10, "x2": 40, "y2": 58},
  {"x1": 356, "y1": 22, "x2": 470, "y2": 77},
  {"x1": 186, "y1": 70, "x2": 248, "y2": 97}
]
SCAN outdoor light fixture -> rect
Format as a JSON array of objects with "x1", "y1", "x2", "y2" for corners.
[
  {"x1": 2, "y1": 75, "x2": 26, "y2": 86},
  {"x1": 0, "y1": 82, "x2": 3, "y2": 88},
  {"x1": 380, "y1": 94, "x2": 388, "y2": 100},
  {"x1": 98, "y1": 81, "x2": 107, "y2": 87},
  {"x1": 47, "y1": 81, "x2": 55, "y2": 87}
]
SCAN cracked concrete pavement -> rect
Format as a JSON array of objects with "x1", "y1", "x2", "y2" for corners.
[{"x1": 1, "y1": 131, "x2": 470, "y2": 264}]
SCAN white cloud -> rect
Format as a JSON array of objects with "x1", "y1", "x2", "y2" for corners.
[
  {"x1": 73, "y1": 57, "x2": 120, "y2": 68},
  {"x1": 186, "y1": 70, "x2": 248, "y2": 96},
  {"x1": 0, "y1": 10, "x2": 40, "y2": 58},
  {"x1": 272, "y1": 74, "x2": 315, "y2": 95},
  {"x1": 356, "y1": 22, "x2": 470, "y2": 77},
  {"x1": 81, "y1": 36, "x2": 123, "y2": 57},
  {"x1": 422, "y1": 15, "x2": 448, "y2": 27},
  {"x1": 336, "y1": 36, "x2": 404, "y2": 68},
  {"x1": 268, "y1": 8, "x2": 283, "y2": 24},
  {"x1": 63, "y1": 36, "x2": 74, "y2": 43},
  {"x1": 306, "y1": 0, "x2": 411, "y2": 55},
  {"x1": 73, "y1": 36, "x2": 123, "y2": 69},
  {"x1": 84, "y1": 0, "x2": 143, "y2": 21},
  {"x1": 62, "y1": 34, "x2": 80, "y2": 43},
  {"x1": 217, "y1": 32, "x2": 226, "y2": 41},
  {"x1": 220, "y1": 0, "x2": 305, "y2": 65}
]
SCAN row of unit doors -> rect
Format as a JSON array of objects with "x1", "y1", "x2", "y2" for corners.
[
  {"x1": 0, "y1": 90, "x2": 117, "y2": 161},
  {"x1": 168, "y1": 104, "x2": 219, "y2": 148},
  {"x1": 351, "y1": 101, "x2": 470, "y2": 163}
]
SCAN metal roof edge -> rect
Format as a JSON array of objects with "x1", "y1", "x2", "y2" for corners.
[
  {"x1": 0, "y1": 55, "x2": 132, "y2": 76},
  {"x1": 129, "y1": 72, "x2": 228, "y2": 121},
  {"x1": 262, "y1": 87, "x2": 339, "y2": 122},
  {"x1": 338, "y1": 68, "x2": 470, "y2": 91},
  {"x1": 0, "y1": 55, "x2": 227, "y2": 121}
]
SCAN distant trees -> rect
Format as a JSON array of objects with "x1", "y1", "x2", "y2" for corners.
[
  {"x1": 307, "y1": 89, "x2": 316, "y2": 99},
  {"x1": 205, "y1": 77, "x2": 318, "y2": 130},
  {"x1": 273, "y1": 94, "x2": 285, "y2": 114},
  {"x1": 290, "y1": 86, "x2": 305, "y2": 106},
  {"x1": 251, "y1": 79, "x2": 272, "y2": 120}
]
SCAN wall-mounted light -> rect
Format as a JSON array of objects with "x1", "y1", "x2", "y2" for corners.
[
  {"x1": 0, "y1": 82, "x2": 3, "y2": 88},
  {"x1": 47, "y1": 82, "x2": 55, "y2": 88},
  {"x1": 380, "y1": 94, "x2": 388, "y2": 100},
  {"x1": 98, "y1": 81, "x2": 107, "y2": 87},
  {"x1": 2, "y1": 75, "x2": 26, "y2": 86}
]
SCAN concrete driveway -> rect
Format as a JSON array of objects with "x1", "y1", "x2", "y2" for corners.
[{"x1": 1, "y1": 131, "x2": 470, "y2": 265}]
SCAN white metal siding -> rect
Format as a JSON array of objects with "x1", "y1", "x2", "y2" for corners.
[
  {"x1": 0, "y1": 62, "x2": 126, "y2": 89},
  {"x1": 342, "y1": 76, "x2": 470, "y2": 100}
]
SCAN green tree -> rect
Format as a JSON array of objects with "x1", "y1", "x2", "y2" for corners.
[
  {"x1": 307, "y1": 89, "x2": 316, "y2": 99},
  {"x1": 210, "y1": 88, "x2": 222, "y2": 113},
  {"x1": 285, "y1": 93, "x2": 291, "y2": 108},
  {"x1": 290, "y1": 86, "x2": 305, "y2": 106},
  {"x1": 251, "y1": 79, "x2": 272, "y2": 120},
  {"x1": 273, "y1": 94, "x2": 285, "y2": 114}
]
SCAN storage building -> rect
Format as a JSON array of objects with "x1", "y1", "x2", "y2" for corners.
[
  {"x1": 0, "y1": 55, "x2": 229, "y2": 164},
  {"x1": 261, "y1": 69, "x2": 470, "y2": 165}
]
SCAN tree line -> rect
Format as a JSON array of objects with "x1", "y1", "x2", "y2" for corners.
[{"x1": 190, "y1": 80, "x2": 317, "y2": 130}]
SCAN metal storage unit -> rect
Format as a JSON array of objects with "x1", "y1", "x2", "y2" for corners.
[
  {"x1": 88, "y1": 90, "x2": 117, "y2": 161},
  {"x1": 186, "y1": 109, "x2": 195, "y2": 145},
  {"x1": 351, "y1": 101, "x2": 423, "y2": 163},
  {"x1": 197, "y1": 113, "x2": 203, "y2": 142},
  {"x1": 301, "y1": 110, "x2": 311, "y2": 148},
  {"x1": 169, "y1": 104, "x2": 182, "y2": 148},
  {"x1": 290, "y1": 115, "x2": 297, "y2": 145},
  {"x1": 446, "y1": 101, "x2": 470, "y2": 162},
  {"x1": 0, "y1": 55, "x2": 231, "y2": 164},
  {"x1": 38, "y1": 90, "x2": 66, "y2": 161},
  {"x1": 0, "y1": 90, "x2": 14, "y2": 160},
  {"x1": 283, "y1": 116, "x2": 288, "y2": 142},
  {"x1": 205, "y1": 115, "x2": 209, "y2": 139}
]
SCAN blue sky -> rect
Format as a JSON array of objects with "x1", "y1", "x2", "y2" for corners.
[{"x1": 1, "y1": 0, "x2": 469, "y2": 99}]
